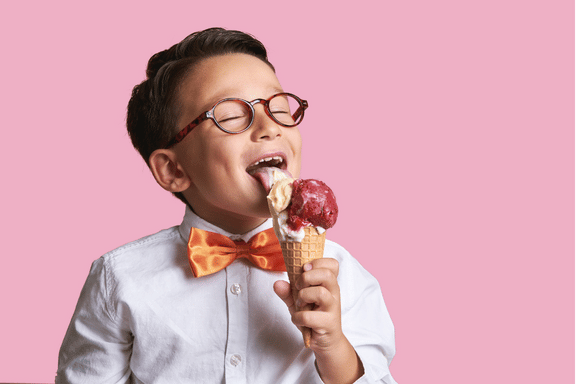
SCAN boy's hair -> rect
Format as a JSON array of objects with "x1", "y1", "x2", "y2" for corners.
[{"x1": 126, "y1": 27, "x2": 275, "y2": 204}]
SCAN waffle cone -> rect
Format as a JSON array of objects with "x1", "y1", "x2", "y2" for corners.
[
  {"x1": 282, "y1": 227, "x2": 325, "y2": 348},
  {"x1": 269, "y1": 197, "x2": 326, "y2": 347},
  {"x1": 281, "y1": 226, "x2": 326, "y2": 290}
]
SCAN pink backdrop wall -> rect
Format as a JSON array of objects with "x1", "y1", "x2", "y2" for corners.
[{"x1": 1, "y1": 1, "x2": 573, "y2": 382}]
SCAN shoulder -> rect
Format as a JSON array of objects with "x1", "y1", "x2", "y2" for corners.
[
  {"x1": 103, "y1": 226, "x2": 183, "y2": 260},
  {"x1": 82, "y1": 226, "x2": 191, "y2": 317},
  {"x1": 92, "y1": 226, "x2": 189, "y2": 289},
  {"x1": 101, "y1": 226, "x2": 183, "y2": 263},
  {"x1": 324, "y1": 239, "x2": 374, "y2": 281},
  {"x1": 324, "y1": 239, "x2": 382, "y2": 308}
]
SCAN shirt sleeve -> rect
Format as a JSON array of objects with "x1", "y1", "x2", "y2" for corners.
[
  {"x1": 56, "y1": 257, "x2": 133, "y2": 384},
  {"x1": 331, "y1": 242, "x2": 398, "y2": 384}
]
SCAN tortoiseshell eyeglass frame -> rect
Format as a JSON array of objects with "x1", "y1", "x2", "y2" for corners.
[{"x1": 165, "y1": 92, "x2": 308, "y2": 148}]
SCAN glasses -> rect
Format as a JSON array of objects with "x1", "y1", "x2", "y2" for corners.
[{"x1": 166, "y1": 92, "x2": 308, "y2": 147}]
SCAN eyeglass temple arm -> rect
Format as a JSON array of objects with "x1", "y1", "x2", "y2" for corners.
[
  {"x1": 293, "y1": 100, "x2": 308, "y2": 121},
  {"x1": 166, "y1": 113, "x2": 209, "y2": 148}
]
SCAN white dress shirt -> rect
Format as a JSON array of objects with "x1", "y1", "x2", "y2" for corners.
[{"x1": 56, "y1": 207, "x2": 397, "y2": 383}]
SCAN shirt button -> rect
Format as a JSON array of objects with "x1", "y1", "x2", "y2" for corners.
[
  {"x1": 230, "y1": 283, "x2": 242, "y2": 295},
  {"x1": 230, "y1": 354, "x2": 242, "y2": 366}
]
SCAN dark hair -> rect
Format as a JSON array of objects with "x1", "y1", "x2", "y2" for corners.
[{"x1": 126, "y1": 27, "x2": 274, "y2": 204}]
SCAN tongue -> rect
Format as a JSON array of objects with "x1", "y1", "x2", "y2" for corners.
[{"x1": 251, "y1": 167, "x2": 293, "y2": 193}]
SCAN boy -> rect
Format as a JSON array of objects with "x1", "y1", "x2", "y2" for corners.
[{"x1": 56, "y1": 28, "x2": 397, "y2": 384}]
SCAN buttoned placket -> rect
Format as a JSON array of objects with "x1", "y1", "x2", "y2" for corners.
[{"x1": 224, "y1": 258, "x2": 250, "y2": 383}]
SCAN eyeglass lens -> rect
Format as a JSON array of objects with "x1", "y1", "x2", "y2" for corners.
[
  {"x1": 213, "y1": 100, "x2": 251, "y2": 132},
  {"x1": 213, "y1": 94, "x2": 303, "y2": 132}
]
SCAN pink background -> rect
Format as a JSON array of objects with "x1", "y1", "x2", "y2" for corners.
[{"x1": 1, "y1": 1, "x2": 573, "y2": 383}]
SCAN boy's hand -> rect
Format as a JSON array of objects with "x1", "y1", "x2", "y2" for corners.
[
  {"x1": 274, "y1": 258, "x2": 342, "y2": 349},
  {"x1": 274, "y1": 258, "x2": 364, "y2": 384}
]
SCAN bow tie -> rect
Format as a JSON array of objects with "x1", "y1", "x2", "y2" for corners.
[{"x1": 187, "y1": 227, "x2": 286, "y2": 277}]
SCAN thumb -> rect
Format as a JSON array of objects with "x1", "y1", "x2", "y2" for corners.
[{"x1": 273, "y1": 280, "x2": 295, "y2": 310}]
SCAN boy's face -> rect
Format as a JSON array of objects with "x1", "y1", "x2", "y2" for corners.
[{"x1": 174, "y1": 53, "x2": 302, "y2": 233}]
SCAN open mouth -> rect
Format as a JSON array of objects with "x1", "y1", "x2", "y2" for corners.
[
  {"x1": 246, "y1": 155, "x2": 287, "y2": 176},
  {"x1": 246, "y1": 155, "x2": 291, "y2": 192}
]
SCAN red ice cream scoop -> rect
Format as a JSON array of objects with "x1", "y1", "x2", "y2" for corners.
[{"x1": 286, "y1": 179, "x2": 338, "y2": 232}]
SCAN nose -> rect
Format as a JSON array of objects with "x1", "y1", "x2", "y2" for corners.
[{"x1": 250, "y1": 101, "x2": 282, "y2": 141}]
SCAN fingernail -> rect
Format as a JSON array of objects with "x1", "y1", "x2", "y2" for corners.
[{"x1": 303, "y1": 263, "x2": 312, "y2": 271}]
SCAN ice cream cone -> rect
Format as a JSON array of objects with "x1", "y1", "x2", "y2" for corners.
[
  {"x1": 267, "y1": 189, "x2": 329, "y2": 348},
  {"x1": 280, "y1": 226, "x2": 326, "y2": 348}
]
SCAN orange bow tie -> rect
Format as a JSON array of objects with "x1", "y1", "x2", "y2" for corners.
[{"x1": 187, "y1": 227, "x2": 286, "y2": 277}]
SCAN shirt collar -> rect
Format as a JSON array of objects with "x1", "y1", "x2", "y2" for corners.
[{"x1": 178, "y1": 205, "x2": 273, "y2": 243}]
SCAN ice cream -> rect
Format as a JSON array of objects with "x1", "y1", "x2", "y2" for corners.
[
  {"x1": 285, "y1": 179, "x2": 338, "y2": 235},
  {"x1": 252, "y1": 166, "x2": 292, "y2": 194},
  {"x1": 259, "y1": 168, "x2": 338, "y2": 347}
]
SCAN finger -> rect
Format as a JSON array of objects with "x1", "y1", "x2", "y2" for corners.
[
  {"x1": 296, "y1": 268, "x2": 338, "y2": 293},
  {"x1": 297, "y1": 285, "x2": 339, "y2": 312},
  {"x1": 291, "y1": 309, "x2": 335, "y2": 332},
  {"x1": 297, "y1": 265, "x2": 340, "y2": 295},
  {"x1": 308, "y1": 258, "x2": 339, "y2": 277},
  {"x1": 298, "y1": 258, "x2": 339, "y2": 290},
  {"x1": 273, "y1": 280, "x2": 295, "y2": 310},
  {"x1": 275, "y1": 280, "x2": 310, "y2": 334}
]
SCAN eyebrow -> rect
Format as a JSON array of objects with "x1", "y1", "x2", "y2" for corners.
[{"x1": 204, "y1": 87, "x2": 286, "y2": 108}]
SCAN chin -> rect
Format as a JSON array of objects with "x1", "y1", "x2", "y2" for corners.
[{"x1": 251, "y1": 199, "x2": 272, "y2": 219}]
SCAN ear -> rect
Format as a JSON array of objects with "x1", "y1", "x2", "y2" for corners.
[{"x1": 149, "y1": 149, "x2": 191, "y2": 193}]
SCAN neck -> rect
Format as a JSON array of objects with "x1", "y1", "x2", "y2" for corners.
[{"x1": 186, "y1": 203, "x2": 268, "y2": 235}]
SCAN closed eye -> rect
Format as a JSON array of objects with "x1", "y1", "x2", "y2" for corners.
[
  {"x1": 271, "y1": 110, "x2": 290, "y2": 115},
  {"x1": 219, "y1": 115, "x2": 244, "y2": 123}
]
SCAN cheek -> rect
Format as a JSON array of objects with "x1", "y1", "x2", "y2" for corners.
[
  {"x1": 288, "y1": 129, "x2": 303, "y2": 176},
  {"x1": 193, "y1": 138, "x2": 243, "y2": 185},
  {"x1": 294, "y1": 130, "x2": 303, "y2": 152},
  {"x1": 180, "y1": 136, "x2": 222, "y2": 187}
]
